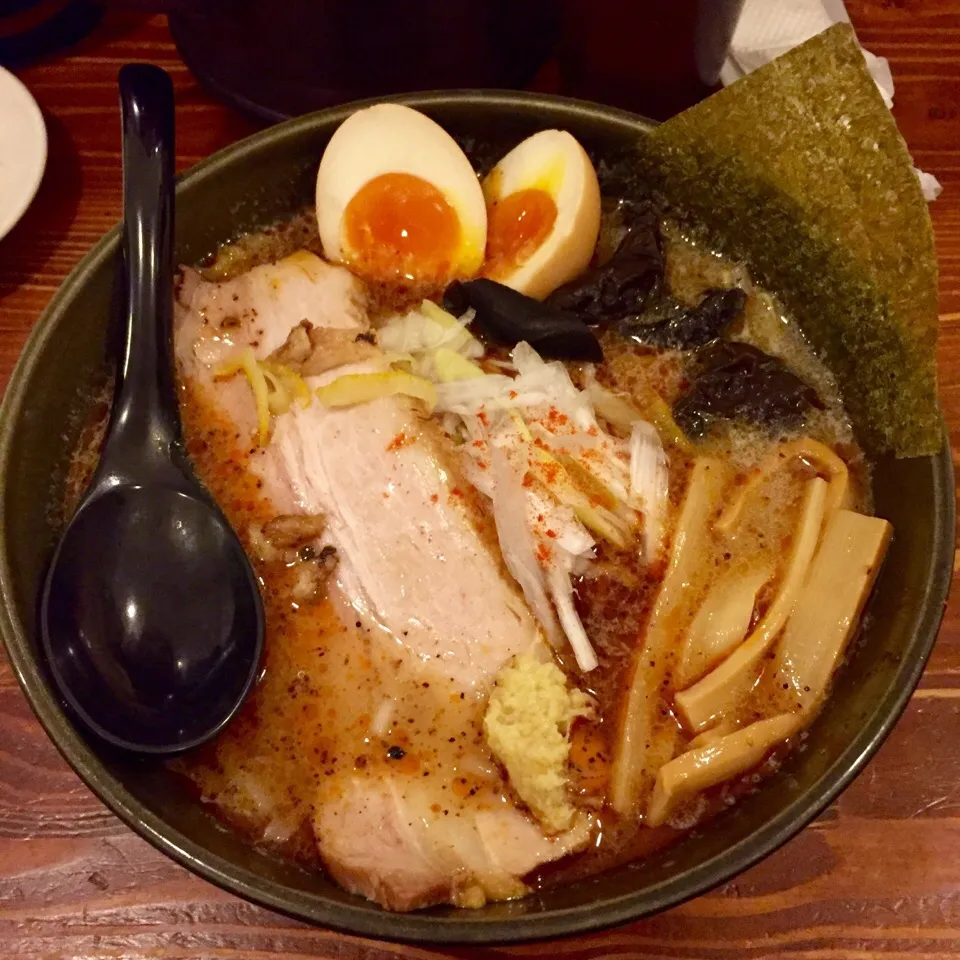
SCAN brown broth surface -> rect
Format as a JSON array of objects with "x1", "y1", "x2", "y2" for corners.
[
  {"x1": 171, "y1": 383, "x2": 519, "y2": 865},
  {"x1": 65, "y1": 207, "x2": 873, "y2": 899}
]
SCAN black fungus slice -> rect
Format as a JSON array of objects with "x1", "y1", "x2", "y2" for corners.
[
  {"x1": 618, "y1": 288, "x2": 748, "y2": 351},
  {"x1": 443, "y1": 278, "x2": 603, "y2": 362},
  {"x1": 546, "y1": 205, "x2": 664, "y2": 324},
  {"x1": 674, "y1": 341, "x2": 823, "y2": 438}
]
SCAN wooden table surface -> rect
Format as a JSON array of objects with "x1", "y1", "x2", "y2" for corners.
[{"x1": 2, "y1": 4, "x2": 960, "y2": 958}]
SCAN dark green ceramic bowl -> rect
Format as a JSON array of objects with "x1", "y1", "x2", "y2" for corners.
[{"x1": 0, "y1": 92, "x2": 953, "y2": 944}]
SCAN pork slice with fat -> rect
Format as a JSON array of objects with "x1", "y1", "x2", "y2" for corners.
[
  {"x1": 315, "y1": 774, "x2": 590, "y2": 911},
  {"x1": 176, "y1": 251, "x2": 538, "y2": 690},
  {"x1": 267, "y1": 378, "x2": 536, "y2": 689},
  {"x1": 173, "y1": 251, "x2": 590, "y2": 910}
]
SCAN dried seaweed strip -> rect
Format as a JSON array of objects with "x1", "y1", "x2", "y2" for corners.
[{"x1": 639, "y1": 24, "x2": 939, "y2": 457}]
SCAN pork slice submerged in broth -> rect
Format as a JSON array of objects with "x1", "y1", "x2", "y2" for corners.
[
  {"x1": 149, "y1": 111, "x2": 892, "y2": 912},
  {"x1": 173, "y1": 251, "x2": 595, "y2": 910}
]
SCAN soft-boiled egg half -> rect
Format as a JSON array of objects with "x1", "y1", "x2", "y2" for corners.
[
  {"x1": 482, "y1": 130, "x2": 601, "y2": 300},
  {"x1": 316, "y1": 104, "x2": 487, "y2": 286}
]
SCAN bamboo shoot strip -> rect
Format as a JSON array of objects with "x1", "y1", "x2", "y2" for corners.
[
  {"x1": 771, "y1": 509, "x2": 891, "y2": 713},
  {"x1": 686, "y1": 718, "x2": 736, "y2": 751},
  {"x1": 609, "y1": 458, "x2": 732, "y2": 815},
  {"x1": 676, "y1": 565, "x2": 773, "y2": 688},
  {"x1": 675, "y1": 477, "x2": 828, "y2": 734},
  {"x1": 646, "y1": 713, "x2": 803, "y2": 827},
  {"x1": 715, "y1": 437, "x2": 848, "y2": 535}
]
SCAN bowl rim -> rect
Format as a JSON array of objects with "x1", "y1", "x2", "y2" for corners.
[{"x1": 0, "y1": 89, "x2": 954, "y2": 944}]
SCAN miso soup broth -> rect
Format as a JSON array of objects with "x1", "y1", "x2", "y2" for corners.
[{"x1": 66, "y1": 118, "x2": 888, "y2": 913}]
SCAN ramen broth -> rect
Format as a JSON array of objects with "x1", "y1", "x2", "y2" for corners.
[
  {"x1": 84, "y1": 208, "x2": 863, "y2": 890},
  {"x1": 60, "y1": 189, "x2": 873, "y2": 899}
]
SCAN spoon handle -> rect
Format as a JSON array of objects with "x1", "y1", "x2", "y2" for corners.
[{"x1": 107, "y1": 64, "x2": 180, "y2": 472}]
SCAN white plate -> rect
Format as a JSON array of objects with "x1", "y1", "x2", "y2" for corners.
[{"x1": 0, "y1": 66, "x2": 47, "y2": 242}]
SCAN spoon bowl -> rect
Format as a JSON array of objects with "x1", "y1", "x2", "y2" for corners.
[
  {"x1": 38, "y1": 63, "x2": 264, "y2": 755},
  {"x1": 42, "y1": 483, "x2": 263, "y2": 752}
]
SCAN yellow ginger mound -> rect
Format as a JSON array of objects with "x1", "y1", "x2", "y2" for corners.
[{"x1": 484, "y1": 651, "x2": 591, "y2": 834}]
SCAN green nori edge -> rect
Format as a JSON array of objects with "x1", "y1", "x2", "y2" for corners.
[{"x1": 638, "y1": 23, "x2": 939, "y2": 458}]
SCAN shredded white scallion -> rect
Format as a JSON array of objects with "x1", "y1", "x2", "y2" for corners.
[
  {"x1": 630, "y1": 420, "x2": 670, "y2": 564},
  {"x1": 488, "y1": 443, "x2": 563, "y2": 648},
  {"x1": 378, "y1": 303, "x2": 481, "y2": 360},
  {"x1": 547, "y1": 566, "x2": 599, "y2": 672},
  {"x1": 434, "y1": 342, "x2": 597, "y2": 429}
]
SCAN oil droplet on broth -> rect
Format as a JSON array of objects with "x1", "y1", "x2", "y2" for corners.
[
  {"x1": 342, "y1": 172, "x2": 461, "y2": 283},
  {"x1": 484, "y1": 187, "x2": 557, "y2": 278}
]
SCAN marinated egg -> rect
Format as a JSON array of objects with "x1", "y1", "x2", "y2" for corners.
[
  {"x1": 482, "y1": 130, "x2": 601, "y2": 300},
  {"x1": 316, "y1": 104, "x2": 487, "y2": 286}
]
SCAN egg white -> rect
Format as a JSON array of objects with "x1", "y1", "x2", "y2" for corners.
[
  {"x1": 315, "y1": 104, "x2": 487, "y2": 278},
  {"x1": 483, "y1": 130, "x2": 601, "y2": 300}
]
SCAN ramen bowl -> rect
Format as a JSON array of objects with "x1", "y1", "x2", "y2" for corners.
[{"x1": 0, "y1": 92, "x2": 953, "y2": 943}]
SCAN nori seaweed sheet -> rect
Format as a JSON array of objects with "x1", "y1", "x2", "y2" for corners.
[{"x1": 639, "y1": 23, "x2": 939, "y2": 457}]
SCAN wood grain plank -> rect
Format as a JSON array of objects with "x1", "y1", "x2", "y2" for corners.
[{"x1": 0, "y1": 1, "x2": 958, "y2": 957}]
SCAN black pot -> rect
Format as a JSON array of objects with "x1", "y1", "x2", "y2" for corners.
[
  {"x1": 169, "y1": 0, "x2": 559, "y2": 122},
  {"x1": 0, "y1": 0, "x2": 100, "y2": 65}
]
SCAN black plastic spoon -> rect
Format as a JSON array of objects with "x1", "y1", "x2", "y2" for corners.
[{"x1": 40, "y1": 64, "x2": 264, "y2": 754}]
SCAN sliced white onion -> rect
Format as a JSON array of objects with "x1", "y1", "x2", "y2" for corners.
[
  {"x1": 630, "y1": 420, "x2": 669, "y2": 564},
  {"x1": 378, "y1": 305, "x2": 481, "y2": 358},
  {"x1": 463, "y1": 414, "x2": 602, "y2": 673},
  {"x1": 529, "y1": 491, "x2": 595, "y2": 560},
  {"x1": 547, "y1": 565, "x2": 599, "y2": 672},
  {"x1": 439, "y1": 411, "x2": 463, "y2": 437},
  {"x1": 434, "y1": 342, "x2": 597, "y2": 430},
  {"x1": 511, "y1": 342, "x2": 596, "y2": 431},
  {"x1": 435, "y1": 372, "x2": 528, "y2": 412},
  {"x1": 529, "y1": 421, "x2": 601, "y2": 452},
  {"x1": 510, "y1": 341, "x2": 547, "y2": 376},
  {"x1": 488, "y1": 443, "x2": 562, "y2": 647}
]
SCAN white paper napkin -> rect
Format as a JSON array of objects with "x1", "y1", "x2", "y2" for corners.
[{"x1": 721, "y1": 0, "x2": 941, "y2": 201}]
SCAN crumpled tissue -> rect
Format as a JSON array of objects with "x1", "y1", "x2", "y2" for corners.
[{"x1": 721, "y1": 0, "x2": 942, "y2": 201}]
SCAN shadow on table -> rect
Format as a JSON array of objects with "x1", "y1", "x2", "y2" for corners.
[{"x1": 0, "y1": 110, "x2": 84, "y2": 307}]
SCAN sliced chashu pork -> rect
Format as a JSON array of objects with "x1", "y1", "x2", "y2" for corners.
[
  {"x1": 174, "y1": 251, "x2": 591, "y2": 909},
  {"x1": 315, "y1": 775, "x2": 590, "y2": 911},
  {"x1": 269, "y1": 389, "x2": 536, "y2": 688},
  {"x1": 178, "y1": 253, "x2": 534, "y2": 689}
]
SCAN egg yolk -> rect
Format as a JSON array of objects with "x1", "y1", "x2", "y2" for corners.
[
  {"x1": 342, "y1": 172, "x2": 461, "y2": 282},
  {"x1": 484, "y1": 188, "x2": 558, "y2": 278}
]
